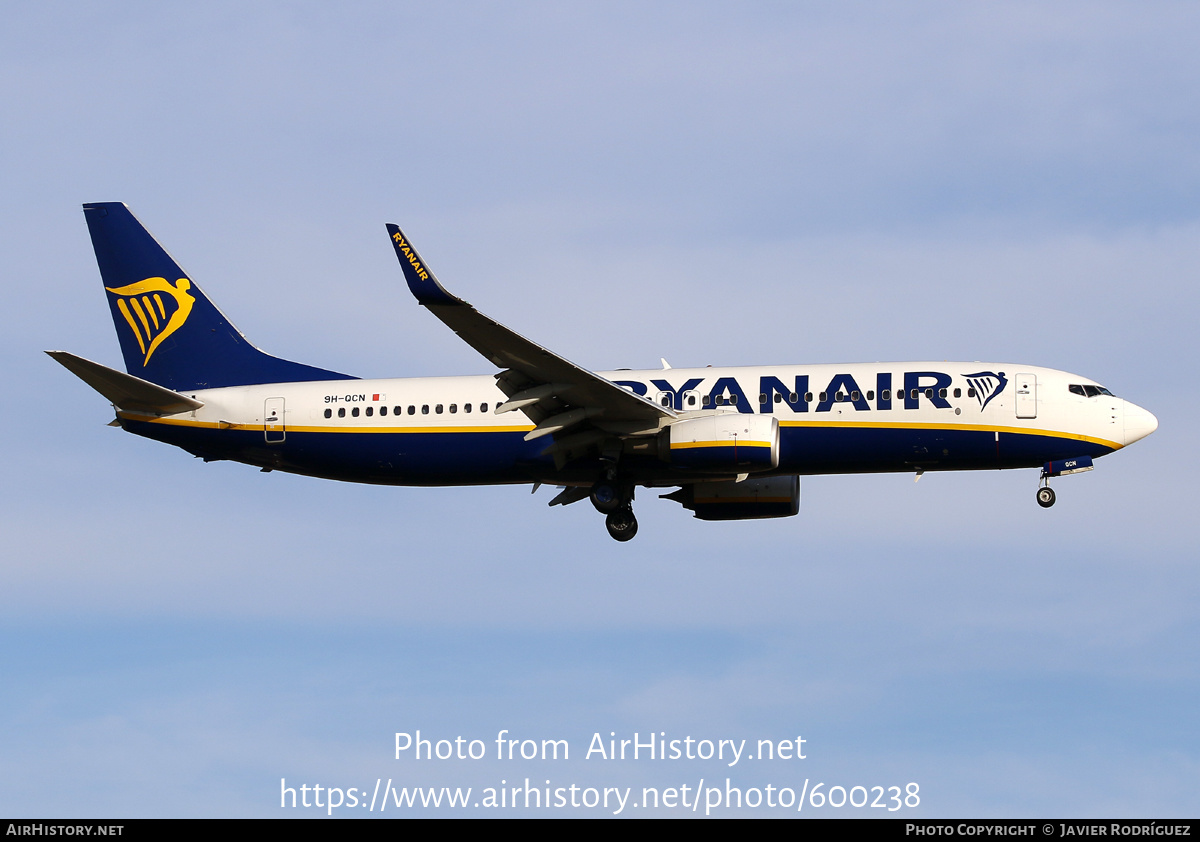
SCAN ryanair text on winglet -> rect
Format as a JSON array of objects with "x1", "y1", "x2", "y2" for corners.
[{"x1": 392, "y1": 232, "x2": 430, "y2": 281}]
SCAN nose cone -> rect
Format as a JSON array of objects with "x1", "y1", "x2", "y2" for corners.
[{"x1": 1123, "y1": 400, "x2": 1159, "y2": 446}]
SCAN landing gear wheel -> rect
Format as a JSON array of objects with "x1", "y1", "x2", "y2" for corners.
[
  {"x1": 1036, "y1": 486, "x2": 1056, "y2": 508},
  {"x1": 605, "y1": 507, "x2": 638, "y2": 542},
  {"x1": 590, "y1": 483, "x2": 623, "y2": 514}
]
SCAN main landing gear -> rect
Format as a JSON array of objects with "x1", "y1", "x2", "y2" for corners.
[
  {"x1": 589, "y1": 482, "x2": 624, "y2": 514},
  {"x1": 591, "y1": 476, "x2": 638, "y2": 542},
  {"x1": 605, "y1": 507, "x2": 638, "y2": 542}
]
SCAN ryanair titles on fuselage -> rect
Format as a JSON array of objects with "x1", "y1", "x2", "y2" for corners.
[{"x1": 608, "y1": 368, "x2": 1004, "y2": 414}]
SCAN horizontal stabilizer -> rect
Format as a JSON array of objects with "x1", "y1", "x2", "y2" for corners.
[{"x1": 46, "y1": 351, "x2": 203, "y2": 415}]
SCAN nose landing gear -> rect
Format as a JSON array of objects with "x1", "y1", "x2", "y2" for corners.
[
  {"x1": 1036, "y1": 485, "x2": 1056, "y2": 508},
  {"x1": 1035, "y1": 455, "x2": 1095, "y2": 508}
]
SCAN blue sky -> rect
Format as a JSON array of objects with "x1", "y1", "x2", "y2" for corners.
[{"x1": 2, "y1": 1, "x2": 1197, "y2": 817}]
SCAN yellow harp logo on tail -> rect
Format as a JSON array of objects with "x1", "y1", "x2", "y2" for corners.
[{"x1": 105, "y1": 277, "x2": 196, "y2": 366}]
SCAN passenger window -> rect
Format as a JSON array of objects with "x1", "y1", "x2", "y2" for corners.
[
  {"x1": 938, "y1": 388, "x2": 947, "y2": 399},
  {"x1": 835, "y1": 392, "x2": 845, "y2": 402},
  {"x1": 702, "y1": 395, "x2": 711, "y2": 406},
  {"x1": 911, "y1": 389, "x2": 919, "y2": 400},
  {"x1": 422, "y1": 405, "x2": 429, "y2": 415},
  {"x1": 774, "y1": 393, "x2": 782, "y2": 404},
  {"x1": 867, "y1": 390, "x2": 874, "y2": 401},
  {"x1": 436, "y1": 404, "x2": 443, "y2": 414},
  {"x1": 380, "y1": 406, "x2": 387, "y2": 416},
  {"x1": 730, "y1": 394, "x2": 738, "y2": 404},
  {"x1": 789, "y1": 392, "x2": 798, "y2": 403},
  {"x1": 324, "y1": 408, "x2": 332, "y2": 419},
  {"x1": 804, "y1": 392, "x2": 813, "y2": 402},
  {"x1": 450, "y1": 404, "x2": 457, "y2": 414},
  {"x1": 967, "y1": 388, "x2": 976, "y2": 398},
  {"x1": 407, "y1": 405, "x2": 415, "y2": 415},
  {"x1": 481, "y1": 403, "x2": 489, "y2": 413},
  {"x1": 882, "y1": 389, "x2": 891, "y2": 401},
  {"x1": 465, "y1": 403, "x2": 472, "y2": 413},
  {"x1": 953, "y1": 388, "x2": 961, "y2": 398},
  {"x1": 366, "y1": 406, "x2": 373, "y2": 417},
  {"x1": 338, "y1": 407, "x2": 346, "y2": 418},
  {"x1": 715, "y1": 395, "x2": 725, "y2": 405},
  {"x1": 819, "y1": 392, "x2": 828, "y2": 402},
  {"x1": 352, "y1": 407, "x2": 360, "y2": 417},
  {"x1": 851, "y1": 390, "x2": 860, "y2": 401}
]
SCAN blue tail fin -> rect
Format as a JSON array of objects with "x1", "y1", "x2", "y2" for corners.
[{"x1": 84, "y1": 203, "x2": 356, "y2": 391}]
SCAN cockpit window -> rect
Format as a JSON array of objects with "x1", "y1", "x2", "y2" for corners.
[{"x1": 1070, "y1": 384, "x2": 1116, "y2": 398}]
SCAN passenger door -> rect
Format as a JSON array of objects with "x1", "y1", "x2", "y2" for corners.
[
  {"x1": 264, "y1": 397, "x2": 286, "y2": 443},
  {"x1": 1015, "y1": 374, "x2": 1037, "y2": 419}
]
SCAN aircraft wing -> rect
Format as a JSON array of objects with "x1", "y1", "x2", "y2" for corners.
[{"x1": 386, "y1": 225, "x2": 674, "y2": 440}]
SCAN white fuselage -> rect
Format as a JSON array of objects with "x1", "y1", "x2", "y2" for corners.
[{"x1": 119, "y1": 361, "x2": 1157, "y2": 487}]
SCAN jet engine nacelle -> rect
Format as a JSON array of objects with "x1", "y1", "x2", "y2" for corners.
[
  {"x1": 663, "y1": 475, "x2": 800, "y2": 521},
  {"x1": 662, "y1": 414, "x2": 780, "y2": 472}
]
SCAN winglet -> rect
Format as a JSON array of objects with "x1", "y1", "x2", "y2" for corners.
[{"x1": 386, "y1": 225, "x2": 461, "y2": 306}]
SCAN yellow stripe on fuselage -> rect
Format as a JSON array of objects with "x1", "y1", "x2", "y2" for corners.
[
  {"x1": 285, "y1": 424, "x2": 535, "y2": 434},
  {"x1": 123, "y1": 413, "x2": 534, "y2": 435}
]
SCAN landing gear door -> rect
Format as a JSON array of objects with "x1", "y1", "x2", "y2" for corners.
[
  {"x1": 1015, "y1": 373, "x2": 1037, "y2": 419},
  {"x1": 265, "y1": 397, "x2": 286, "y2": 443}
]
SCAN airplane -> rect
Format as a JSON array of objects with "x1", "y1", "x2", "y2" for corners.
[{"x1": 50, "y1": 202, "x2": 1159, "y2": 542}]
